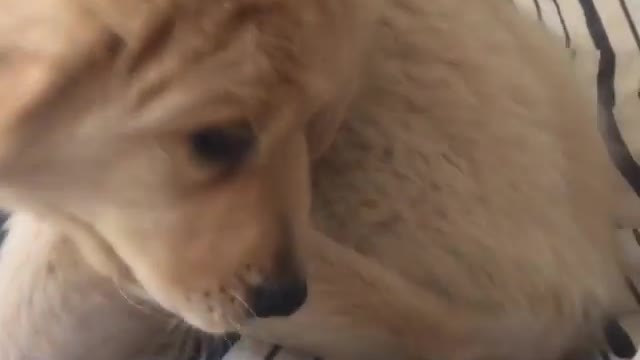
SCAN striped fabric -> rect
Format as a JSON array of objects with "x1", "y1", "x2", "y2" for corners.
[{"x1": 511, "y1": 1, "x2": 640, "y2": 359}]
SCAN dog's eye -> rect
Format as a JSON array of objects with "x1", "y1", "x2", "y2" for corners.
[{"x1": 190, "y1": 125, "x2": 254, "y2": 166}]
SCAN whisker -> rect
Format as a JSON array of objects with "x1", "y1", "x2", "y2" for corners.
[
  {"x1": 114, "y1": 282, "x2": 156, "y2": 314},
  {"x1": 228, "y1": 290, "x2": 256, "y2": 318},
  {"x1": 112, "y1": 282, "x2": 172, "y2": 320},
  {"x1": 223, "y1": 313, "x2": 243, "y2": 334}
]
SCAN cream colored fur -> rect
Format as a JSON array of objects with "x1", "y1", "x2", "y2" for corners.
[
  {"x1": 0, "y1": 0, "x2": 632, "y2": 359},
  {"x1": 0, "y1": 214, "x2": 178, "y2": 360}
]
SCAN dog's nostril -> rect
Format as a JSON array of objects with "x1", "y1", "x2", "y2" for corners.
[{"x1": 250, "y1": 278, "x2": 308, "y2": 318}]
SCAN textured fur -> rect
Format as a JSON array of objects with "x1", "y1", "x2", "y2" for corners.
[
  {"x1": 0, "y1": 0, "x2": 632, "y2": 359},
  {"x1": 0, "y1": 214, "x2": 182, "y2": 360}
]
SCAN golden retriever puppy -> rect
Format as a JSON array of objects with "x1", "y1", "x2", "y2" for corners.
[{"x1": 0, "y1": 0, "x2": 632, "y2": 359}]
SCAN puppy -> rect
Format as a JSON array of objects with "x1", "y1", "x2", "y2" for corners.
[{"x1": 0, "y1": 0, "x2": 632, "y2": 359}]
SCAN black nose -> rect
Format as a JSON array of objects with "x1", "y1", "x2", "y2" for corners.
[
  {"x1": 250, "y1": 278, "x2": 308, "y2": 318},
  {"x1": 605, "y1": 320, "x2": 637, "y2": 359}
]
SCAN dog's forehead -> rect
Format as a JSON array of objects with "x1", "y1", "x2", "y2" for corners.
[
  {"x1": 0, "y1": 0, "x2": 344, "y2": 138},
  {"x1": 116, "y1": 28, "x2": 290, "y2": 134},
  {"x1": 79, "y1": 0, "x2": 288, "y2": 44},
  {"x1": 102, "y1": 1, "x2": 317, "y2": 133}
]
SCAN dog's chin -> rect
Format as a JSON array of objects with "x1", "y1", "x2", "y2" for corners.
[
  {"x1": 184, "y1": 317, "x2": 229, "y2": 335},
  {"x1": 178, "y1": 308, "x2": 248, "y2": 335}
]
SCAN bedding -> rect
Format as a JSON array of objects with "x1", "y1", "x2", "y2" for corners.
[{"x1": 3, "y1": 0, "x2": 640, "y2": 359}]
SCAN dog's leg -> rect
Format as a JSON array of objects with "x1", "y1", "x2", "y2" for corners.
[
  {"x1": 246, "y1": 231, "x2": 583, "y2": 360},
  {"x1": 0, "y1": 213, "x2": 172, "y2": 360}
]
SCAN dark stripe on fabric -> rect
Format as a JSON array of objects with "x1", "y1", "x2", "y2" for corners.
[
  {"x1": 579, "y1": 0, "x2": 640, "y2": 197},
  {"x1": 213, "y1": 333, "x2": 240, "y2": 359},
  {"x1": 626, "y1": 276, "x2": 640, "y2": 306},
  {"x1": 187, "y1": 332, "x2": 240, "y2": 360},
  {"x1": 619, "y1": 0, "x2": 640, "y2": 51},
  {"x1": 533, "y1": 0, "x2": 543, "y2": 21},
  {"x1": 0, "y1": 211, "x2": 8, "y2": 249},
  {"x1": 264, "y1": 345, "x2": 282, "y2": 360},
  {"x1": 187, "y1": 337, "x2": 205, "y2": 360},
  {"x1": 552, "y1": 0, "x2": 572, "y2": 48}
]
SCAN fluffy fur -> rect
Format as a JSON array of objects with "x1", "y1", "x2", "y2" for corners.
[
  {"x1": 0, "y1": 0, "x2": 633, "y2": 359},
  {"x1": 0, "y1": 213, "x2": 180, "y2": 360}
]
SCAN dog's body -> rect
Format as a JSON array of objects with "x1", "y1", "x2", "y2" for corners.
[
  {"x1": 0, "y1": 0, "x2": 632, "y2": 360},
  {"x1": 0, "y1": 213, "x2": 177, "y2": 360}
]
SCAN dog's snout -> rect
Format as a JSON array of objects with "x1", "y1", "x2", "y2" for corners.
[
  {"x1": 250, "y1": 227, "x2": 307, "y2": 318},
  {"x1": 250, "y1": 277, "x2": 308, "y2": 318}
]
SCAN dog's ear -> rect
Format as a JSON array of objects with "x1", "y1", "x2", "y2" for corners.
[
  {"x1": 0, "y1": 1, "x2": 62, "y2": 130},
  {"x1": 0, "y1": 52, "x2": 62, "y2": 132},
  {"x1": 0, "y1": 1, "x2": 124, "y2": 187},
  {"x1": 0, "y1": 0, "x2": 119, "y2": 130}
]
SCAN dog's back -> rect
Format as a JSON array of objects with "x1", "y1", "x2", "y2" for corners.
[{"x1": 304, "y1": 0, "x2": 628, "y2": 358}]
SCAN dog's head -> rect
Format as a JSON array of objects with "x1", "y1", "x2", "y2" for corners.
[{"x1": 0, "y1": 0, "x2": 375, "y2": 332}]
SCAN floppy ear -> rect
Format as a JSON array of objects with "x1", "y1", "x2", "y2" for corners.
[
  {"x1": 0, "y1": 2, "x2": 123, "y2": 190},
  {"x1": 0, "y1": 0, "x2": 105, "y2": 135},
  {"x1": 0, "y1": 52, "x2": 62, "y2": 133},
  {"x1": 0, "y1": 0, "x2": 76, "y2": 121},
  {"x1": 0, "y1": 0, "x2": 126, "y2": 119}
]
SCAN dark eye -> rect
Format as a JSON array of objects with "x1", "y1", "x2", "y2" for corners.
[{"x1": 190, "y1": 125, "x2": 255, "y2": 166}]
